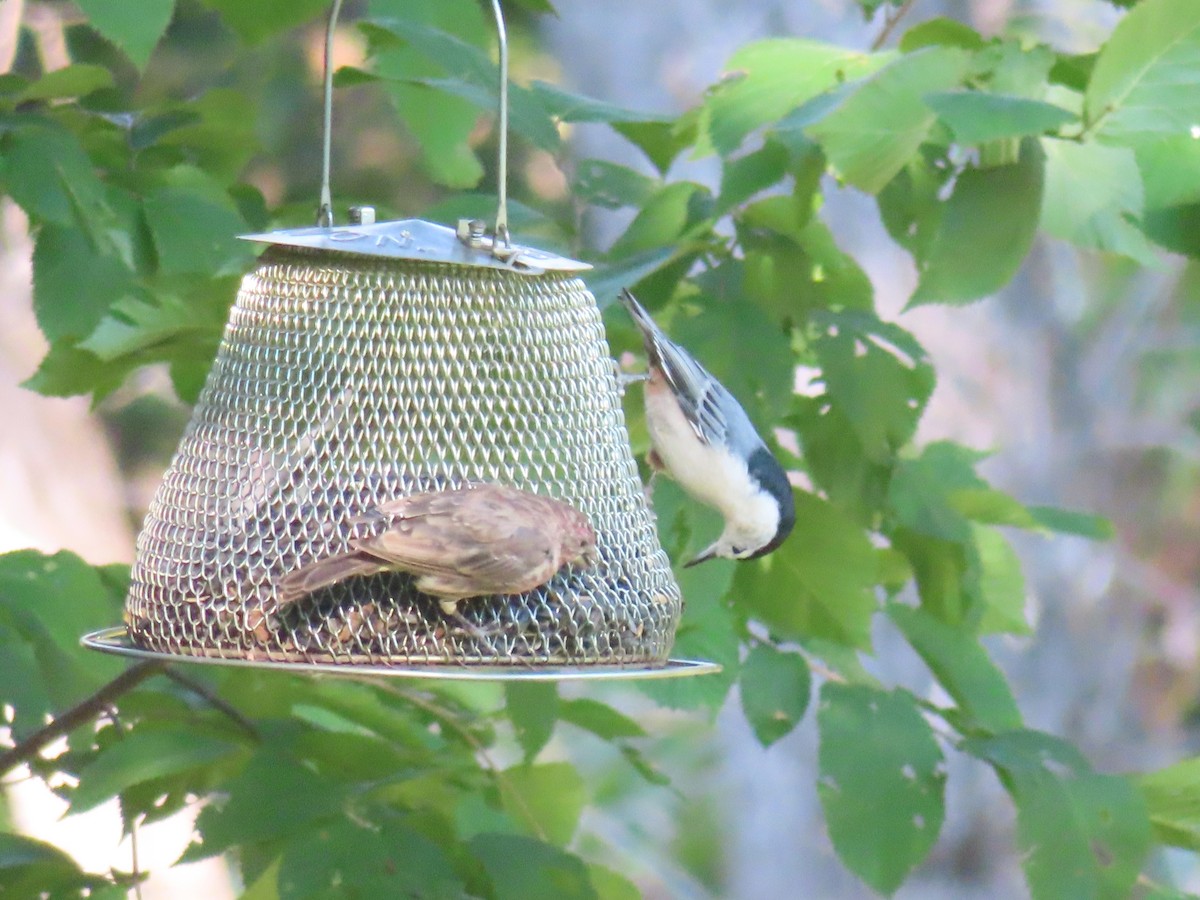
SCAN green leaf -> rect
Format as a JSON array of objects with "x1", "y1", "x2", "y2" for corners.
[
  {"x1": 735, "y1": 491, "x2": 878, "y2": 649},
  {"x1": 33, "y1": 224, "x2": 136, "y2": 342},
  {"x1": 790, "y1": 397, "x2": 892, "y2": 525},
  {"x1": 887, "y1": 603, "x2": 1022, "y2": 732},
  {"x1": 805, "y1": 47, "x2": 970, "y2": 194},
  {"x1": 739, "y1": 212, "x2": 874, "y2": 315},
  {"x1": 966, "y1": 731, "x2": 1151, "y2": 900},
  {"x1": 151, "y1": 89, "x2": 262, "y2": 185},
  {"x1": 585, "y1": 247, "x2": 678, "y2": 309},
  {"x1": 810, "y1": 310, "x2": 935, "y2": 463},
  {"x1": 78, "y1": 285, "x2": 229, "y2": 364},
  {"x1": 1139, "y1": 756, "x2": 1200, "y2": 850},
  {"x1": 3, "y1": 124, "x2": 105, "y2": 227},
  {"x1": 1040, "y1": 138, "x2": 1158, "y2": 264},
  {"x1": 612, "y1": 119, "x2": 690, "y2": 174},
  {"x1": 585, "y1": 864, "x2": 640, "y2": 900},
  {"x1": 1141, "y1": 202, "x2": 1200, "y2": 258},
  {"x1": 898, "y1": 18, "x2": 986, "y2": 53},
  {"x1": 609, "y1": 181, "x2": 710, "y2": 257},
  {"x1": 1135, "y1": 135, "x2": 1200, "y2": 208},
  {"x1": 530, "y1": 81, "x2": 666, "y2": 125},
  {"x1": 817, "y1": 683, "x2": 946, "y2": 895},
  {"x1": 76, "y1": 0, "x2": 175, "y2": 69},
  {"x1": 501, "y1": 763, "x2": 587, "y2": 846},
  {"x1": 0, "y1": 832, "x2": 103, "y2": 896},
  {"x1": 1084, "y1": 0, "x2": 1200, "y2": 142},
  {"x1": 888, "y1": 441, "x2": 990, "y2": 542},
  {"x1": 142, "y1": 171, "x2": 253, "y2": 276},
  {"x1": 876, "y1": 150, "x2": 954, "y2": 260},
  {"x1": 739, "y1": 644, "x2": 811, "y2": 747},
  {"x1": 505, "y1": 682, "x2": 558, "y2": 763},
  {"x1": 72, "y1": 728, "x2": 242, "y2": 814},
  {"x1": 469, "y1": 833, "x2": 598, "y2": 900},
  {"x1": 1027, "y1": 505, "x2": 1115, "y2": 539},
  {"x1": 671, "y1": 297, "x2": 794, "y2": 426},
  {"x1": 640, "y1": 513, "x2": 739, "y2": 712},
  {"x1": 558, "y1": 698, "x2": 646, "y2": 740},
  {"x1": 909, "y1": 140, "x2": 1044, "y2": 306},
  {"x1": 924, "y1": 91, "x2": 1077, "y2": 144},
  {"x1": 18, "y1": 64, "x2": 114, "y2": 101},
  {"x1": 973, "y1": 525, "x2": 1031, "y2": 635},
  {"x1": 703, "y1": 39, "x2": 884, "y2": 156},
  {"x1": 362, "y1": 4, "x2": 490, "y2": 187},
  {"x1": 201, "y1": 0, "x2": 329, "y2": 44},
  {"x1": 575, "y1": 159, "x2": 661, "y2": 210},
  {"x1": 21, "y1": 340, "x2": 135, "y2": 401},
  {"x1": 717, "y1": 139, "x2": 790, "y2": 213},
  {"x1": 279, "y1": 817, "x2": 463, "y2": 900},
  {"x1": 0, "y1": 551, "x2": 125, "y2": 723},
  {"x1": 189, "y1": 754, "x2": 348, "y2": 857}
]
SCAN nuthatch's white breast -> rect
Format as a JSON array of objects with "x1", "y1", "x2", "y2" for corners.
[{"x1": 620, "y1": 289, "x2": 795, "y2": 567}]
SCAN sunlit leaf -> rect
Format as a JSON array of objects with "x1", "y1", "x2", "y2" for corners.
[
  {"x1": 806, "y1": 47, "x2": 970, "y2": 194},
  {"x1": 1085, "y1": 0, "x2": 1200, "y2": 142}
]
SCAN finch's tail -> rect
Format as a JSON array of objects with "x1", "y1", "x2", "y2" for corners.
[{"x1": 276, "y1": 550, "x2": 385, "y2": 606}]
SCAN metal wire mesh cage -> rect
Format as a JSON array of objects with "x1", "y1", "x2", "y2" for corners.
[{"x1": 119, "y1": 227, "x2": 684, "y2": 670}]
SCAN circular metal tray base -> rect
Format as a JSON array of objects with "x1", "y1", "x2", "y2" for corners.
[{"x1": 81, "y1": 627, "x2": 721, "y2": 682}]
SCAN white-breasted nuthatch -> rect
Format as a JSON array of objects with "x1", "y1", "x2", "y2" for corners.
[
  {"x1": 277, "y1": 482, "x2": 598, "y2": 612},
  {"x1": 619, "y1": 289, "x2": 795, "y2": 567}
]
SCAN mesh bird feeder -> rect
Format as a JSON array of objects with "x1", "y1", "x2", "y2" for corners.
[{"x1": 84, "y1": 0, "x2": 715, "y2": 680}]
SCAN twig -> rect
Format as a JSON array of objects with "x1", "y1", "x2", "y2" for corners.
[
  {"x1": 161, "y1": 669, "x2": 261, "y2": 741},
  {"x1": 107, "y1": 708, "x2": 144, "y2": 900},
  {"x1": 871, "y1": 0, "x2": 918, "y2": 51},
  {"x1": 368, "y1": 681, "x2": 549, "y2": 843},
  {"x1": 0, "y1": 662, "x2": 166, "y2": 777}
]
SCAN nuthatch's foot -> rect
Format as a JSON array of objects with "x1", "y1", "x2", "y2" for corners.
[{"x1": 616, "y1": 370, "x2": 650, "y2": 392}]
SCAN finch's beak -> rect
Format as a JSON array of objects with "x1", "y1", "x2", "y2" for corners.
[
  {"x1": 581, "y1": 547, "x2": 601, "y2": 568},
  {"x1": 683, "y1": 546, "x2": 718, "y2": 568}
]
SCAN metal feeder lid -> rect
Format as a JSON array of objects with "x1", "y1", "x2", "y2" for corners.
[{"x1": 240, "y1": 214, "x2": 592, "y2": 275}]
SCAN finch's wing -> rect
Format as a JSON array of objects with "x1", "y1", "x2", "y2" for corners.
[
  {"x1": 354, "y1": 484, "x2": 560, "y2": 595},
  {"x1": 359, "y1": 523, "x2": 553, "y2": 595},
  {"x1": 619, "y1": 289, "x2": 729, "y2": 446}
]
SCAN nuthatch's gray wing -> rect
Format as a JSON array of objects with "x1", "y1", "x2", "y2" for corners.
[
  {"x1": 277, "y1": 482, "x2": 597, "y2": 612},
  {"x1": 619, "y1": 289, "x2": 732, "y2": 448}
]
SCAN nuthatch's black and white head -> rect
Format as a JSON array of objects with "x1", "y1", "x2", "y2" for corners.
[{"x1": 619, "y1": 289, "x2": 795, "y2": 567}]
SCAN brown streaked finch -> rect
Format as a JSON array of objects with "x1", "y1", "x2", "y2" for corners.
[{"x1": 276, "y1": 482, "x2": 598, "y2": 615}]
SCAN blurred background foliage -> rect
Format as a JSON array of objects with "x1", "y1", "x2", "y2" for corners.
[{"x1": 3, "y1": 0, "x2": 1200, "y2": 897}]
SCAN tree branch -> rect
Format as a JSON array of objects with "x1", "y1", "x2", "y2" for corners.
[
  {"x1": 871, "y1": 0, "x2": 919, "y2": 51},
  {"x1": 161, "y1": 668, "x2": 261, "y2": 741},
  {"x1": 0, "y1": 661, "x2": 165, "y2": 777}
]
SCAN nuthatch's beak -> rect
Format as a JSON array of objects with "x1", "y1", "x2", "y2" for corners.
[{"x1": 683, "y1": 546, "x2": 717, "y2": 568}]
